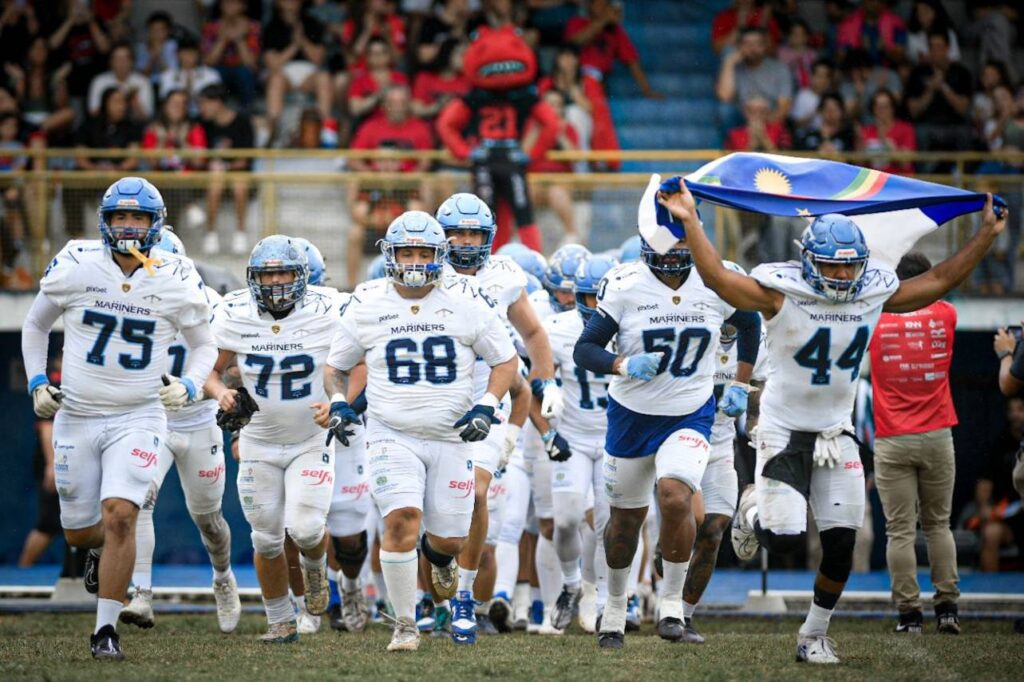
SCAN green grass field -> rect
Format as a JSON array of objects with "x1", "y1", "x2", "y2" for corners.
[{"x1": 1, "y1": 613, "x2": 1022, "y2": 681}]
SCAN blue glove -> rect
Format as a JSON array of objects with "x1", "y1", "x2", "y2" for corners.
[
  {"x1": 541, "y1": 429, "x2": 572, "y2": 462},
  {"x1": 620, "y1": 352, "x2": 663, "y2": 381},
  {"x1": 529, "y1": 377, "x2": 546, "y2": 400},
  {"x1": 469, "y1": 145, "x2": 490, "y2": 163},
  {"x1": 326, "y1": 400, "x2": 360, "y2": 447},
  {"x1": 719, "y1": 382, "x2": 749, "y2": 418},
  {"x1": 454, "y1": 404, "x2": 500, "y2": 442}
]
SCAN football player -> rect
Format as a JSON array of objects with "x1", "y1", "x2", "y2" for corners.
[
  {"x1": 574, "y1": 222, "x2": 761, "y2": 649},
  {"x1": 659, "y1": 181, "x2": 1005, "y2": 663},
  {"x1": 324, "y1": 212, "x2": 518, "y2": 651},
  {"x1": 120, "y1": 229, "x2": 241, "y2": 634},
  {"x1": 205, "y1": 235, "x2": 340, "y2": 643},
  {"x1": 21, "y1": 178, "x2": 217, "y2": 660},
  {"x1": 435, "y1": 193, "x2": 562, "y2": 643}
]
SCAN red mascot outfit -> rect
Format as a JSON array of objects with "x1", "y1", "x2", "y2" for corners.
[{"x1": 436, "y1": 26, "x2": 560, "y2": 251}]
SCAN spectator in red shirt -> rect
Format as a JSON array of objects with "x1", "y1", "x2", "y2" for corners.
[
  {"x1": 348, "y1": 84, "x2": 432, "y2": 289},
  {"x1": 142, "y1": 89, "x2": 208, "y2": 171},
  {"x1": 41, "y1": 0, "x2": 112, "y2": 100},
  {"x1": 411, "y1": 39, "x2": 469, "y2": 123},
  {"x1": 525, "y1": 89, "x2": 579, "y2": 243},
  {"x1": 725, "y1": 95, "x2": 790, "y2": 151},
  {"x1": 836, "y1": 0, "x2": 907, "y2": 67},
  {"x1": 202, "y1": 0, "x2": 261, "y2": 111},
  {"x1": 858, "y1": 88, "x2": 916, "y2": 175},
  {"x1": 868, "y1": 252, "x2": 960, "y2": 634},
  {"x1": 347, "y1": 36, "x2": 408, "y2": 124},
  {"x1": 777, "y1": 19, "x2": 818, "y2": 90},
  {"x1": 711, "y1": 0, "x2": 781, "y2": 54},
  {"x1": 564, "y1": 0, "x2": 662, "y2": 99},
  {"x1": 341, "y1": 0, "x2": 407, "y2": 71}
]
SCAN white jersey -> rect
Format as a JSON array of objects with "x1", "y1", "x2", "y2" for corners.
[
  {"x1": 211, "y1": 284, "x2": 343, "y2": 445},
  {"x1": 167, "y1": 288, "x2": 223, "y2": 431},
  {"x1": 327, "y1": 276, "x2": 516, "y2": 442},
  {"x1": 710, "y1": 329, "x2": 771, "y2": 446},
  {"x1": 39, "y1": 239, "x2": 210, "y2": 416},
  {"x1": 545, "y1": 310, "x2": 609, "y2": 444},
  {"x1": 597, "y1": 261, "x2": 735, "y2": 416},
  {"x1": 527, "y1": 288, "x2": 559, "y2": 321},
  {"x1": 753, "y1": 259, "x2": 899, "y2": 432}
]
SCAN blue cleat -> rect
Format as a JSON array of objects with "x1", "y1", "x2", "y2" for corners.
[
  {"x1": 450, "y1": 590, "x2": 477, "y2": 645},
  {"x1": 625, "y1": 594, "x2": 641, "y2": 632},
  {"x1": 416, "y1": 596, "x2": 435, "y2": 633}
]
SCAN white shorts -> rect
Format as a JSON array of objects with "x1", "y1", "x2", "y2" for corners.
[
  {"x1": 282, "y1": 60, "x2": 319, "y2": 88},
  {"x1": 701, "y1": 440, "x2": 738, "y2": 518},
  {"x1": 366, "y1": 422, "x2": 475, "y2": 539},
  {"x1": 485, "y1": 466, "x2": 509, "y2": 545},
  {"x1": 552, "y1": 435, "x2": 604, "y2": 499},
  {"x1": 755, "y1": 423, "x2": 865, "y2": 534},
  {"x1": 53, "y1": 408, "x2": 166, "y2": 529},
  {"x1": 146, "y1": 422, "x2": 225, "y2": 516},
  {"x1": 497, "y1": 458, "x2": 531, "y2": 544},
  {"x1": 532, "y1": 448, "x2": 554, "y2": 519},
  {"x1": 603, "y1": 428, "x2": 710, "y2": 509},
  {"x1": 237, "y1": 431, "x2": 334, "y2": 555},
  {"x1": 473, "y1": 414, "x2": 508, "y2": 476},
  {"x1": 328, "y1": 422, "x2": 371, "y2": 537}
]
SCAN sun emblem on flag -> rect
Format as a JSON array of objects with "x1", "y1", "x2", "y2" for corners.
[{"x1": 753, "y1": 167, "x2": 792, "y2": 195}]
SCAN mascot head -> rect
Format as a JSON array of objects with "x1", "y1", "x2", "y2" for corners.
[{"x1": 463, "y1": 26, "x2": 538, "y2": 90}]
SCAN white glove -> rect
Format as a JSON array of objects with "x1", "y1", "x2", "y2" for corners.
[
  {"x1": 159, "y1": 374, "x2": 197, "y2": 411},
  {"x1": 500, "y1": 423, "x2": 522, "y2": 471},
  {"x1": 540, "y1": 380, "x2": 564, "y2": 420},
  {"x1": 813, "y1": 425, "x2": 848, "y2": 469},
  {"x1": 32, "y1": 384, "x2": 63, "y2": 419}
]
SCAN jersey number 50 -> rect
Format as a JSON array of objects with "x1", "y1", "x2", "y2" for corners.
[{"x1": 642, "y1": 327, "x2": 712, "y2": 377}]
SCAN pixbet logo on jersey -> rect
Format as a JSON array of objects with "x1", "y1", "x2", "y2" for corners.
[
  {"x1": 302, "y1": 469, "x2": 334, "y2": 486},
  {"x1": 131, "y1": 448, "x2": 158, "y2": 468},
  {"x1": 449, "y1": 479, "x2": 475, "y2": 498},
  {"x1": 340, "y1": 482, "x2": 370, "y2": 500},
  {"x1": 199, "y1": 464, "x2": 225, "y2": 484}
]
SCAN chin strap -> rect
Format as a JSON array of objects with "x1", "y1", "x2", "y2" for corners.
[{"x1": 127, "y1": 243, "x2": 162, "y2": 276}]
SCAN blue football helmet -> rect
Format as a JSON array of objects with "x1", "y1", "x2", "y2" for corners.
[
  {"x1": 436, "y1": 192, "x2": 496, "y2": 269},
  {"x1": 798, "y1": 214, "x2": 869, "y2": 302},
  {"x1": 511, "y1": 248, "x2": 548, "y2": 282},
  {"x1": 153, "y1": 227, "x2": 186, "y2": 256},
  {"x1": 247, "y1": 234, "x2": 309, "y2": 313},
  {"x1": 619, "y1": 235, "x2": 642, "y2": 263},
  {"x1": 640, "y1": 237, "x2": 692, "y2": 275},
  {"x1": 98, "y1": 177, "x2": 166, "y2": 254},
  {"x1": 574, "y1": 255, "x2": 618, "y2": 323},
  {"x1": 524, "y1": 272, "x2": 543, "y2": 295},
  {"x1": 366, "y1": 253, "x2": 387, "y2": 280},
  {"x1": 380, "y1": 211, "x2": 449, "y2": 288},
  {"x1": 496, "y1": 242, "x2": 529, "y2": 258},
  {"x1": 293, "y1": 237, "x2": 326, "y2": 286},
  {"x1": 543, "y1": 244, "x2": 591, "y2": 312}
]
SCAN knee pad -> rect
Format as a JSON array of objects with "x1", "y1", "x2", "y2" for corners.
[
  {"x1": 332, "y1": 530, "x2": 369, "y2": 567},
  {"x1": 251, "y1": 529, "x2": 285, "y2": 559},
  {"x1": 287, "y1": 521, "x2": 326, "y2": 553},
  {"x1": 819, "y1": 527, "x2": 857, "y2": 583},
  {"x1": 191, "y1": 511, "x2": 230, "y2": 545},
  {"x1": 553, "y1": 493, "x2": 586, "y2": 532},
  {"x1": 756, "y1": 522, "x2": 805, "y2": 555}
]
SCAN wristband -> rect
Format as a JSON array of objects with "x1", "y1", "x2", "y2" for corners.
[
  {"x1": 28, "y1": 373, "x2": 49, "y2": 394},
  {"x1": 330, "y1": 392, "x2": 346, "y2": 404},
  {"x1": 998, "y1": 350, "x2": 1012, "y2": 360},
  {"x1": 541, "y1": 429, "x2": 556, "y2": 444},
  {"x1": 480, "y1": 392, "x2": 500, "y2": 409}
]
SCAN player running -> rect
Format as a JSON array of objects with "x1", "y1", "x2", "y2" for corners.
[
  {"x1": 659, "y1": 179, "x2": 1005, "y2": 663},
  {"x1": 325, "y1": 211, "x2": 518, "y2": 651},
  {"x1": 21, "y1": 178, "x2": 217, "y2": 660}
]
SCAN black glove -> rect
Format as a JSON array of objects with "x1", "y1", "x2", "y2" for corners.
[
  {"x1": 453, "y1": 404, "x2": 500, "y2": 442},
  {"x1": 216, "y1": 387, "x2": 259, "y2": 432},
  {"x1": 326, "y1": 400, "x2": 360, "y2": 447},
  {"x1": 543, "y1": 429, "x2": 572, "y2": 462}
]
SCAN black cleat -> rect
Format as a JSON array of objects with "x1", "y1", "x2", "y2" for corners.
[
  {"x1": 598, "y1": 631, "x2": 624, "y2": 649},
  {"x1": 657, "y1": 616, "x2": 685, "y2": 642},
  {"x1": 90, "y1": 625, "x2": 124, "y2": 661},
  {"x1": 894, "y1": 610, "x2": 923, "y2": 634},
  {"x1": 488, "y1": 596, "x2": 512, "y2": 633},
  {"x1": 84, "y1": 549, "x2": 101, "y2": 595},
  {"x1": 936, "y1": 603, "x2": 960, "y2": 635},
  {"x1": 328, "y1": 603, "x2": 344, "y2": 631},
  {"x1": 682, "y1": 619, "x2": 705, "y2": 644},
  {"x1": 477, "y1": 613, "x2": 499, "y2": 636}
]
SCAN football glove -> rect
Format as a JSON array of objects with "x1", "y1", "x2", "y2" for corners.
[
  {"x1": 542, "y1": 429, "x2": 572, "y2": 462},
  {"x1": 499, "y1": 423, "x2": 522, "y2": 471},
  {"x1": 539, "y1": 379, "x2": 564, "y2": 420},
  {"x1": 718, "y1": 381, "x2": 750, "y2": 418},
  {"x1": 813, "y1": 425, "x2": 848, "y2": 469},
  {"x1": 618, "y1": 352, "x2": 662, "y2": 381},
  {"x1": 32, "y1": 383, "x2": 63, "y2": 419},
  {"x1": 159, "y1": 374, "x2": 197, "y2": 411},
  {"x1": 215, "y1": 387, "x2": 259, "y2": 432},
  {"x1": 326, "y1": 399, "x2": 360, "y2": 447},
  {"x1": 454, "y1": 404, "x2": 500, "y2": 443}
]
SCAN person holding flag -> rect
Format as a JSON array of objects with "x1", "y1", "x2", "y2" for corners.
[{"x1": 650, "y1": 155, "x2": 1006, "y2": 664}]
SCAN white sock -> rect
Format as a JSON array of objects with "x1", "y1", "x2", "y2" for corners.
[
  {"x1": 536, "y1": 536, "x2": 562, "y2": 608},
  {"x1": 595, "y1": 536, "x2": 609, "y2": 609},
  {"x1": 561, "y1": 560, "x2": 582, "y2": 588},
  {"x1": 658, "y1": 560, "x2": 688, "y2": 620},
  {"x1": 341, "y1": 574, "x2": 359, "y2": 591},
  {"x1": 457, "y1": 566, "x2": 477, "y2": 594},
  {"x1": 434, "y1": 599, "x2": 449, "y2": 609},
  {"x1": 494, "y1": 540, "x2": 520, "y2": 596},
  {"x1": 581, "y1": 523, "x2": 597, "y2": 584},
  {"x1": 799, "y1": 603, "x2": 834, "y2": 637},
  {"x1": 264, "y1": 594, "x2": 294, "y2": 625},
  {"x1": 627, "y1": 546, "x2": 643, "y2": 596},
  {"x1": 531, "y1": 586, "x2": 541, "y2": 603},
  {"x1": 683, "y1": 600, "x2": 697, "y2": 620},
  {"x1": 299, "y1": 552, "x2": 325, "y2": 570},
  {"x1": 513, "y1": 582, "x2": 531, "y2": 612},
  {"x1": 327, "y1": 568, "x2": 339, "y2": 583},
  {"x1": 213, "y1": 566, "x2": 232, "y2": 582},
  {"x1": 373, "y1": 570, "x2": 388, "y2": 604},
  {"x1": 380, "y1": 550, "x2": 418, "y2": 622},
  {"x1": 132, "y1": 509, "x2": 154, "y2": 591},
  {"x1": 95, "y1": 598, "x2": 122, "y2": 633},
  {"x1": 294, "y1": 594, "x2": 306, "y2": 613},
  {"x1": 601, "y1": 566, "x2": 630, "y2": 633}
]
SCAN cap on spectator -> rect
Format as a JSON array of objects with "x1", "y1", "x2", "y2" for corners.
[
  {"x1": 198, "y1": 83, "x2": 229, "y2": 102},
  {"x1": 177, "y1": 32, "x2": 200, "y2": 51}
]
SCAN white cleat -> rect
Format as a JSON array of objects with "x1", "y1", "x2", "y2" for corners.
[
  {"x1": 231, "y1": 231, "x2": 248, "y2": 255},
  {"x1": 202, "y1": 231, "x2": 219, "y2": 256},
  {"x1": 302, "y1": 558, "x2": 330, "y2": 615},
  {"x1": 731, "y1": 485, "x2": 760, "y2": 561},
  {"x1": 119, "y1": 587, "x2": 155, "y2": 629},
  {"x1": 213, "y1": 573, "x2": 242, "y2": 633},
  {"x1": 342, "y1": 582, "x2": 370, "y2": 633},
  {"x1": 387, "y1": 617, "x2": 420, "y2": 652},
  {"x1": 261, "y1": 620, "x2": 299, "y2": 643},
  {"x1": 537, "y1": 612, "x2": 564, "y2": 636},
  {"x1": 297, "y1": 609, "x2": 321, "y2": 634},
  {"x1": 578, "y1": 582, "x2": 597, "y2": 633},
  {"x1": 796, "y1": 635, "x2": 840, "y2": 664}
]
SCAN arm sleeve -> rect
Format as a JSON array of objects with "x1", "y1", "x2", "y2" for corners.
[
  {"x1": 180, "y1": 322, "x2": 217, "y2": 391},
  {"x1": 727, "y1": 309, "x2": 762, "y2": 366},
  {"x1": 22, "y1": 292, "x2": 63, "y2": 390},
  {"x1": 573, "y1": 309, "x2": 620, "y2": 375}
]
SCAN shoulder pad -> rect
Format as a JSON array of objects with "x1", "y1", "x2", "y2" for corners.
[{"x1": 602, "y1": 261, "x2": 645, "y2": 293}]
